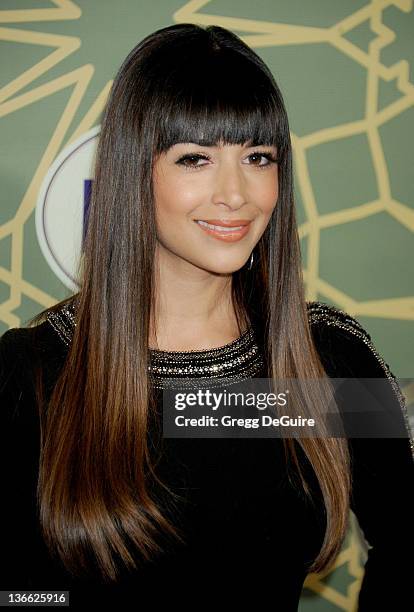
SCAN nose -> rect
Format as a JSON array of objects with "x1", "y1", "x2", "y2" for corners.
[{"x1": 211, "y1": 157, "x2": 248, "y2": 211}]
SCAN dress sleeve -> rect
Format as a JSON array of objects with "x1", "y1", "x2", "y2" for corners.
[
  {"x1": 0, "y1": 328, "x2": 37, "y2": 590},
  {"x1": 314, "y1": 312, "x2": 414, "y2": 611}
]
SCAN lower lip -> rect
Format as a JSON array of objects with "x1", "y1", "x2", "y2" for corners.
[{"x1": 194, "y1": 221, "x2": 251, "y2": 242}]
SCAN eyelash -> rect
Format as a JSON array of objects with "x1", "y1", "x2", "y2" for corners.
[{"x1": 176, "y1": 151, "x2": 278, "y2": 171}]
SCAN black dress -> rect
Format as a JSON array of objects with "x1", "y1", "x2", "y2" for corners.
[{"x1": 0, "y1": 299, "x2": 413, "y2": 611}]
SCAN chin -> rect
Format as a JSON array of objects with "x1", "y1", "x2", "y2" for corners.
[{"x1": 204, "y1": 261, "x2": 246, "y2": 275}]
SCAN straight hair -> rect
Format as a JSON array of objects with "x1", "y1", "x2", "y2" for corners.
[{"x1": 28, "y1": 23, "x2": 351, "y2": 582}]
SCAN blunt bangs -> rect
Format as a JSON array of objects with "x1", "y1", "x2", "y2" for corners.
[{"x1": 150, "y1": 36, "x2": 288, "y2": 162}]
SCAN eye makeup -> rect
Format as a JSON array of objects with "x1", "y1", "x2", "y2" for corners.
[{"x1": 175, "y1": 150, "x2": 278, "y2": 171}]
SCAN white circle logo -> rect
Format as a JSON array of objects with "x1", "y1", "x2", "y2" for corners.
[{"x1": 36, "y1": 126, "x2": 99, "y2": 291}]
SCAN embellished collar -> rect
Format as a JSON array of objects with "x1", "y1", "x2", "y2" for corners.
[
  {"x1": 45, "y1": 300, "x2": 265, "y2": 389},
  {"x1": 44, "y1": 298, "x2": 414, "y2": 458},
  {"x1": 148, "y1": 325, "x2": 264, "y2": 389}
]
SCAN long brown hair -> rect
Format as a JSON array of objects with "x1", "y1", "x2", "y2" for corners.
[{"x1": 28, "y1": 23, "x2": 350, "y2": 582}]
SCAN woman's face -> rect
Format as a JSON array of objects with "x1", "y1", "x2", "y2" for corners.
[{"x1": 152, "y1": 140, "x2": 279, "y2": 274}]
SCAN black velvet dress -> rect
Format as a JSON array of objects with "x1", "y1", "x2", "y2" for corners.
[{"x1": 0, "y1": 299, "x2": 413, "y2": 611}]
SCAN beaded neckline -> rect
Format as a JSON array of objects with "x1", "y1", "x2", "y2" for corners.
[
  {"x1": 45, "y1": 300, "x2": 265, "y2": 390},
  {"x1": 148, "y1": 325, "x2": 253, "y2": 356},
  {"x1": 148, "y1": 324, "x2": 264, "y2": 389},
  {"x1": 43, "y1": 298, "x2": 414, "y2": 462}
]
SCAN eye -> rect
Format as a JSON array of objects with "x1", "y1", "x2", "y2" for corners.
[
  {"x1": 175, "y1": 150, "x2": 278, "y2": 171},
  {"x1": 246, "y1": 151, "x2": 278, "y2": 168},
  {"x1": 176, "y1": 153, "x2": 211, "y2": 170}
]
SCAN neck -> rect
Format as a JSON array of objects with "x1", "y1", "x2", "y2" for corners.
[{"x1": 149, "y1": 250, "x2": 248, "y2": 351}]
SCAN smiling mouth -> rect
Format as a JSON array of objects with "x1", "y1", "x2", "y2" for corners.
[
  {"x1": 193, "y1": 219, "x2": 252, "y2": 242},
  {"x1": 194, "y1": 220, "x2": 251, "y2": 232},
  {"x1": 196, "y1": 221, "x2": 244, "y2": 232}
]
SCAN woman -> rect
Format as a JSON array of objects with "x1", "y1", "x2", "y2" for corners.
[{"x1": 1, "y1": 23, "x2": 413, "y2": 611}]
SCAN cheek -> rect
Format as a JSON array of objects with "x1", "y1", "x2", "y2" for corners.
[
  {"x1": 155, "y1": 179, "x2": 200, "y2": 219},
  {"x1": 254, "y1": 176, "x2": 278, "y2": 214},
  {"x1": 154, "y1": 183, "x2": 203, "y2": 248}
]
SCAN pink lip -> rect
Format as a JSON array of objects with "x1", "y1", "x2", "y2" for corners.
[
  {"x1": 194, "y1": 220, "x2": 251, "y2": 242},
  {"x1": 195, "y1": 219, "x2": 252, "y2": 227}
]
